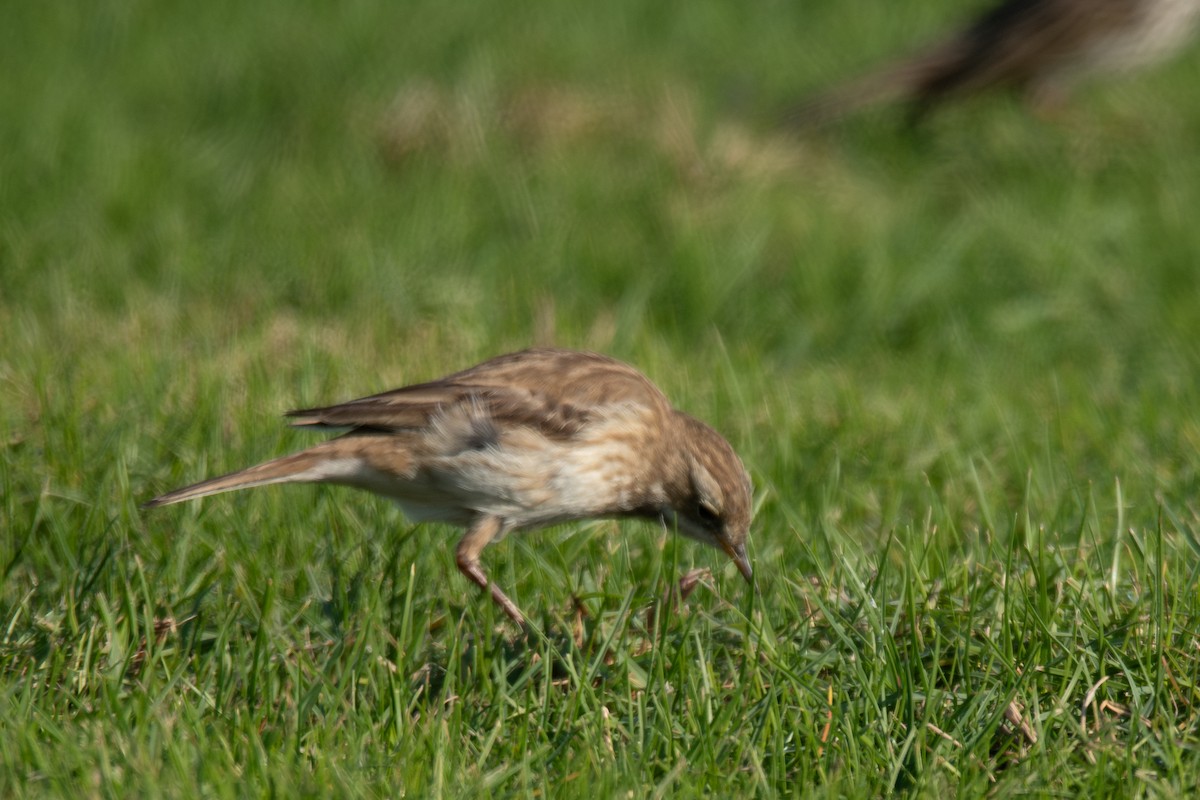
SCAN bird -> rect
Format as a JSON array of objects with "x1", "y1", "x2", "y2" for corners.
[
  {"x1": 784, "y1": 0, "x2": 1200, "y2": 128},
  {"x1": 144, "y1": 348, "x2": 754, "y2": 628}
]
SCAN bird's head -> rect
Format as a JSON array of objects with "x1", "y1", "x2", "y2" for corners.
[{"x1": 664, "y1": 413, "x2": 754, "y2": 582}]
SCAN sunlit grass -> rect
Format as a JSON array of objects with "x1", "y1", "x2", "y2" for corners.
[{"x1": 3, "y1": 0, "x2": 1200, "y2": 796}]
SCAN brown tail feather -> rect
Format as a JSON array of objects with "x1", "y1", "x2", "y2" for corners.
[
  {"x1": 783, "y1": 67, "x2": 917, "y2": 130},
  {"x1": 782, "y1": 43, "x2": 967, "y2": 130},
  {"x1": 142, "y1": 446, "x2": 335, "y2": 509}
]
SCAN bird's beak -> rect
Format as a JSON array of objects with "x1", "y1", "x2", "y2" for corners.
[{"x1": 723, "y1": 541, "x2": 753, "y2": 583}]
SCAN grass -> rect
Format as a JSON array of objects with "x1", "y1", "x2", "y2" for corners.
[{"x1": 4, "y1": 0, "x2": 1200, "y2": 795}]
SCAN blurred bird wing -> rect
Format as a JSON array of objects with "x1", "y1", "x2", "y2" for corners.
[
  {"x1": 923, "y1": 0, "x2": 1144, "y2": 90},
  {"x1": 787, "y1": 0, "x2": 1145, "y2": 127}
]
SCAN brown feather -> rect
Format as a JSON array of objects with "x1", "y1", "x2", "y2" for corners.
[{"x1": 142, "y1": 442, "x2": 350, "y2": 508}]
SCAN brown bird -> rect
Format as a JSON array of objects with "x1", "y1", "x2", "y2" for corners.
[
  {"x1": 785, "y1": 0, "x2": 1200, "y2": 128},
  {"x1": 144, "y1": 348, "x2": 754, "y2": 628}
]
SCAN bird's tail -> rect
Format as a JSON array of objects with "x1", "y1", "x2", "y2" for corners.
[
  {"x1": 782, "y1": 42, "x2": 966, "y2": 130},
  {"x1": 142, "y1": 442, "x2": 344, "y2": 509}
]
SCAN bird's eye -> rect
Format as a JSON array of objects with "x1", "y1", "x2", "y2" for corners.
[{"x1": 696, "y1": 501, "x2": 721, "y2": 526}]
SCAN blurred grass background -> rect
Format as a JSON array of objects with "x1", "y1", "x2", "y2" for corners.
[{"x1": 4, "y1": 0, "x2": 1200, "y2": 796}]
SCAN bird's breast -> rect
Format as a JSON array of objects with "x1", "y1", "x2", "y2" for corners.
[{"x1": 424, "y1": 416, "x2": 662, "y2": 528}]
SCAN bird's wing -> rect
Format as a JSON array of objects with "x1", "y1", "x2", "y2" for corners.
[
  {"x1": 915, "y1": 0, "x2": 1144, "y2": 96},
  {"x1": 285, "y1": 348, "x2": 671, "y2": 439}
]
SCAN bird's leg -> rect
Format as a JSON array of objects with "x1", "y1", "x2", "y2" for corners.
[{"x1": 456, "y1": 516, "x2": 527, "y2": 628}]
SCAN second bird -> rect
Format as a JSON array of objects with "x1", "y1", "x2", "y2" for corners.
[
  {"x1": 786, "y1": 0, "x2": 1200, "y2": 127},
  {"x1": 144, "y1": 348, "x2": 754, "y2": 628}
]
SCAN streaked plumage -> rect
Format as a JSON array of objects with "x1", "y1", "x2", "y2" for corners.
[{"x1": 144, "y1": 348, "x2": 754, "y2": 627}]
